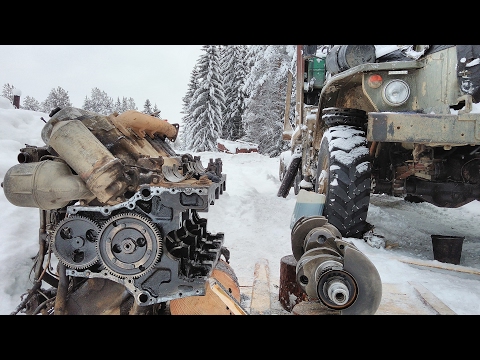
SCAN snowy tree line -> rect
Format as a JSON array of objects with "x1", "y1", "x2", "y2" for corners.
[
  {"x1": 1, "y1": 84, "x2": 161, "y2": 118},
  {"x1": 181, "y1": 45, "x2": 297, "y2": 157},
  {"x1": 2, "y1": 45, "x2": 299, "y2": 157}
]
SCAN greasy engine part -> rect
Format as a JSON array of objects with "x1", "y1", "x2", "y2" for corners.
[
  {"x1": 291, "y1": 215, "x2": 382, "y2": 315},
  {"x1": 3, "y1": 160, "x2": 95, "y2": 209},
  {"x1": 3, "y1": 106, "x2": 233, "y2": 315}
]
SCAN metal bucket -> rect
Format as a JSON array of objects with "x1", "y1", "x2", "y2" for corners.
[{"x1": 431, "y1": 235, "x2": 464, "y2": 265}]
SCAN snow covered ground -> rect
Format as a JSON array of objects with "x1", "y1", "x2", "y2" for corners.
[{"x1": 1, "y1": 103, "x2": 480, "y2": 315}]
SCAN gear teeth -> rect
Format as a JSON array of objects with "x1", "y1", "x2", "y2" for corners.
[
  {"x1": 51, "y1": 215, "x2": 101, "y2": 270},
  {"x1": 96, "y1": 212, "x2": 163, "y2": 279}
]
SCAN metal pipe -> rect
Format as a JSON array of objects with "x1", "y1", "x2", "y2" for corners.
[
  {"x1": 34, "y1": 209, "x2": 47, "y2": 280},
  {"x1": 112, "y1": 110, "x2": 179, "y2": 141},
  {"x1": 54, "y1": 263, "x2": 68, "y2": 315}
]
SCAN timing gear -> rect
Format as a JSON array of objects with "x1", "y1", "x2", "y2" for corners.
[
  {"x1": 51, "y1": 215, "x2": 100, "y2": 270},
  {"x1": 96, "y1": 212, "x2": 163, "y2": 279}
]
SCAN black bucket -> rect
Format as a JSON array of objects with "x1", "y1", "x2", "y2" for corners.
[{"x1": 431, "y1": 235, "x2": 464, "y2": 265}]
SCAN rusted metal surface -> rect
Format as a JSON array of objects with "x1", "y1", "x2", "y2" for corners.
[
  {"x1": 112, "y1": 110, "x2": 179, "y2": 141},
  {"x1": 2, "y1": 160, "x2": 94, "y2": 209},
  {"x1": 367, "y1": 112, "x2": 480, "y2": 145}
]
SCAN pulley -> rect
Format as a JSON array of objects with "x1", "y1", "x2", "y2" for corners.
[{"x1": 291, "y1": 215, "x2": 382, "y2": 315}]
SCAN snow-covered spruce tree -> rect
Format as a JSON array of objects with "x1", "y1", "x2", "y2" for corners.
[
  {"x1": 182, "y1": 45, "x2": 225, "y2": 152},
  {"x1": 242, "y1": 45, "x2": 267, "y2": 140},
  {"x1": 113, "y1": 97, "x2": 122, "y2": 113},
  {"x1": 41, "y1": 86, "x2": 72, "y2": 113},
  {"x1": 82, "y1": 87, "x2": 114, "y2": 115},
  {"x1": 2, "y1": 83, "x2": 14, "y2": 103},
  {"x1": 114, "y1": 96, "x2": 137, "y2": 113},
  {"x1": 143, "y1": 99, "x2": 153, "y2": 115},
  {"x1": 221, "y1": 45, "x2": 248, "y2": 141},
  {"x1": 152, "y1": 104, "x2": 161, "y2": 118},
  {"x1": 242, "y1": 45, "x2": 296, "y2": 157},
  {"x1": 22, "y1": 96, "x2": 41, "y2": 111},
  {"x1": 179, "y1": 65, "x2": 200, "y2": 151},
  {"x1": 126, "y1": 97, "x2": 137, "y2": 111},
  {"x1": 121, "y1": 97, "x2": 129, "y2": 113}
]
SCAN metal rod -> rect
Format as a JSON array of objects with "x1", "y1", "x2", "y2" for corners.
[{"x1": 54, "y1": 263, "x2": 68, "y2": 315}]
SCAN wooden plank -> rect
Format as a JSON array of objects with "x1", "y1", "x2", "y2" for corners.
[
  {"x1": 250, "y1": 259, "x2": 271, "y2": 315},
  {"x1": 375, "y1": 283, "x2": 436, "y2": 315},
  {"x1": 399, "y1": 258, "x2": 480, "y2": 276},
  {"x1": 208, "y1": 278, "x2": 248, "y2": 315},
  {"x1": 409, "y1": 281, "x2": 457, "y2": 315},
  {"x1": 282, "y1": 70, "x2": 294, "y2": 140}
]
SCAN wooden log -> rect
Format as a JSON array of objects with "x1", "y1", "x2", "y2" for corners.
[
  {"x1": 169, "y1": 260, "x2": 241, "y2": 315},
  {"x1": 292, "y1": 300, "x2": 341, "y2": 315},
  {"x1": 250, "y1": 258, "x2": 271, "y2": 315},
  {"x1": 278, "y1": 254, "x2": 308, "y2": 312}
]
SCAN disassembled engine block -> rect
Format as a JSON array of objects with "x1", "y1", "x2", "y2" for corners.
[{"x1": 2, "y1": 107, "x2": 229, "y2": 314}]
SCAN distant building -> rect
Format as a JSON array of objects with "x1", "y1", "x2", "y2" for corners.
[{"x1": 217, "y1": 138, "x2": 258, "y2": 154}]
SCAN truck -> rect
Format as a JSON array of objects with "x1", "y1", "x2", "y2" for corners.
[{"x1": 278, "y1": 45, "x2": 480, "y2": 238}]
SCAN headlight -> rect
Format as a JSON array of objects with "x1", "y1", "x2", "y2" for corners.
[{"x1": 382, "y1": 79, "x2": 410, "y2": 106}]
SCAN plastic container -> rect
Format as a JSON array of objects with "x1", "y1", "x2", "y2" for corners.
[
  {"x1": 307, "y1": 57, "x2": 326, "y2": 89},
  {"x1": 290, "y1": 189, "x2": 326, "y2": 229},
  {"x1": 431, "y1": 235, "x2": 464, "y2": 265}
]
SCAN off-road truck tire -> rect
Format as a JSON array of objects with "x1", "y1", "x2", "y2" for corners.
[
  {"x1": 315, "y1": 125, "x2": 371, "y2": 238},
  {"x1": 322, "y1": 107, "x2": 368, "y2": 128}
]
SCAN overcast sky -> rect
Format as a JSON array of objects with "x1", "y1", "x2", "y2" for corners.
[{"x1": 0, "y1": 45, "x2": 204, "y2": 122}]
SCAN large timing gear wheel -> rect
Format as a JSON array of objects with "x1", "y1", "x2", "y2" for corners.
[
  {"x1": 96, "y1": 212, "x2": 163, "y2": 279},
  {"x1": 51, "y1": 215, "x2": 100, "y2": 270}
]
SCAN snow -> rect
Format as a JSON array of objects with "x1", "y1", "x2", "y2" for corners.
[
  {"x1": 1, "y1": 107, "x2": 480, "y2": 315},
  {"x1": 374, "y1": 45, "x2": 426, "y2": 60},
  {"x1": 467, "y1": 58, "x2": 480, "y2": 67},
  {"x1": 375, "y1": 45, "x2": 403, "y2": 58},
  {"x1": 0, "y1": 97, "x2": 14, "y2": 109}
]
